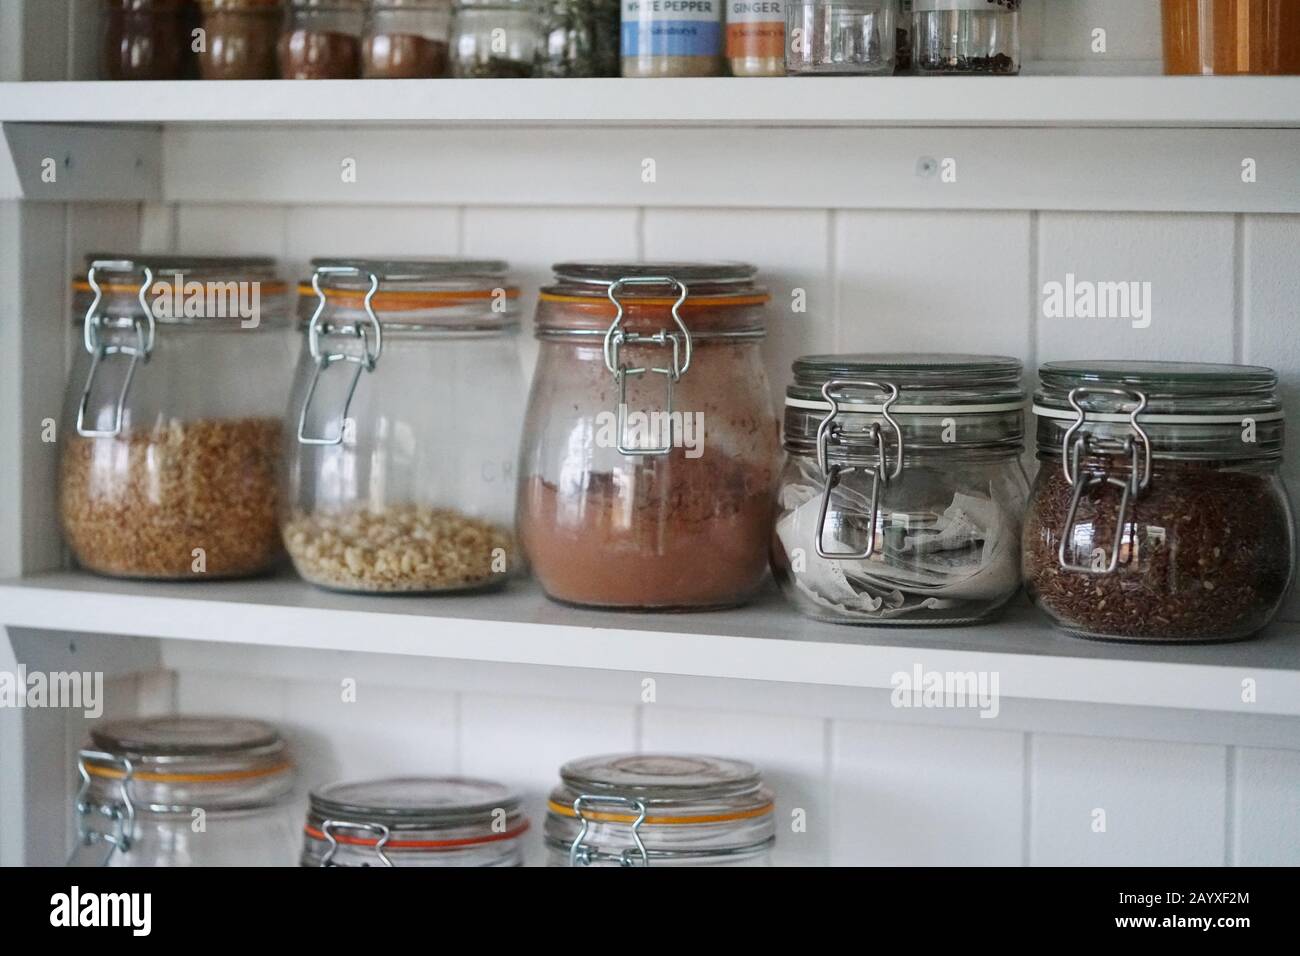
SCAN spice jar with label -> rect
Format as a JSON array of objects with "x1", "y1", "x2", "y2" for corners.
[
  {"x1": 1023, "y1": 361, "x2": 1295, "y2": 643},
  {"x1": 786, "y1": 0, "x2": 896, "y2": 75},
  {"x1": 198, "y1": 0, "x2": 283, "y2": 78},
  {"x1": 59, "y1": 256, "x2": 291, "y2": 580},
  {"x1": 450, "y1": 0, "x2": 543, "y2": 76},
  {"x1": 279, "y1": 0, "x2": 366, "y2": 77},
  {"x1": 911, "y1": 0, "x2": 1019, "y2": 74},
  {"x1": 726, "y1": 0, "x2": 785, "y2": 75},
  {"x1": 546, "y1": 754, "x2": 775, "y2": 867},
  {"x1": 283, "y1": 259, "x2": 524, "y2": 594},
  {"x1": 537, "y1": 0, "x2": 620, "y2": 75},
  {"x1": 301, "y1": 777, "x2": 528, "y2": 866},
  {"x1": 621, "y1": 0, "x2": 725, "y2": 76},
  {"x1": 1162, "y1": 0, "x2": 1300, "y2": 75},
  {"x1": 363, "y1": 0, "x2": 452, "y2": 77},
  {"x1": 517, "y1": 262, "x2": 780, "y2": 610},
  {"x1": 67, "y1": 717, "x2": 298, "y2": 867},
  {"x1": 102, "y1": 0, "x2": 195, "y2": 80},
  {"x1": 774, "y1": 354, "x2": 1028, "y2": 625}
]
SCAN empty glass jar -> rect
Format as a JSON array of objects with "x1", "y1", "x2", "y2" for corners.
[
  {"x1": 545, "y1": 754, "x2": 775, "y2": 867},
  {"x1": 786, "y1": 0, "x2": 896, "y2": 75},
  {"x1": 362, "y1": 0, "x2": 452, "y2": 77},
  {"x1": 283, "y1": 259, "x2": 524, "y2": 594},
  {"x1": 301, "y1": 777, "x2": 528, "y2": 866},
  {"x1": 67, "y1": 717, "x2": 298, "y2": 867},
  {"x1": 450, "y1": 0, "x2": 543, "y2": 76},
  {"x1": 537, "y1": 0, "x2": 620, "y2": 75},
  {"x1": 1024, "y1": 361, "x2": 1295, "y2": 643},
  {"x1": 774, "y1": 354, "x2": 1028, "y2": 625},
  {"x1": 911, "y1": 0, "x2": 1019, "y2": 74}
]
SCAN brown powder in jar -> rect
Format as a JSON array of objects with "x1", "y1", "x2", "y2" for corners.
[
  {"x1": 199, "y1": 6, "x2": 282, "y2": 79},
  {"x1": 1163, "y1": 0, "x2": 1300, "y2": 75},
  {"x1": 1023, "y1": 460, "x2": 1292, "y2": 642},
  {"x1": 60, "y1": 417, "x2": 283, "y2": 579},
  {"x1": 278, "y1": 28, "x2": 361, "y2": 78},
  {"x1": 518, "y1": 450, "x2": 775, "y2": 609},
  {"x1": 362, "y1": 32, "x2": 449, "y2": 77}
]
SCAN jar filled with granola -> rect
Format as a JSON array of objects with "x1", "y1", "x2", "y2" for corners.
[
  {"x1": 1023, "y1": 361, "x2": 1295, "y2": 643},
  {"x1": 59, "y1": 256, "x2": 291, "y2": 580},
  {"x1": 283, "y1": 259, "x2": 524, "y2": 594},
  {"x1": 279, "y1": 0, "x2": 366, "y2": 77},
  {"x1": 517, "y1": 262, "x2": 780, "y2": 610}
]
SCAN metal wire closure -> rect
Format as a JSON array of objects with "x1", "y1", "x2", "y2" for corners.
[
  {"x1": 814, "y1": 380, "x2": 903, "y2": 560},
  {"x1": 76, "y1": 260, "x2": 156, "y2": 438},
  {"x1": 568, "y1": 794, "x2": 649, "y2": 867},
  {"x1": 1057, "y1": 386, "x2": 1152, "y2": 575},
  {"x1": 69, "y1": 750, "x2": 136, "y2": 867},
  {"x1": 602, "y1": 276, "x2": 692, "y2": 457},
  {"x1": 296, "y1": 265, "x2": 382, "y2": 446},
  {"x1": 319, "y1": 819, "x2": 394, "y2": 867}
]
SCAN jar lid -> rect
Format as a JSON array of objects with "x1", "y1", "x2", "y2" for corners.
[
  {"x1": 90, "y1": 715, "x2": 282, "y2": 756},
  {"x1": 551, "y1": 261, "x2": 758, "y2": 288},
  {"x1": 308, "y1": 776, "x2": 522, "y2": 830}
]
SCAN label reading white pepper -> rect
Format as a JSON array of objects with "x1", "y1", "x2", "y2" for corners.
[{"x1": 623, "y1": 0, "x2": 724, "y2": 59}]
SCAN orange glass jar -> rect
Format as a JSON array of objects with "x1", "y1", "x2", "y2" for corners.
[{"x1": 1162, "y1": 0, "x2": 1300, "y2": 75}]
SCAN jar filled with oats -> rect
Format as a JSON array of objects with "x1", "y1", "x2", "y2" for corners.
[
  {"x1": 60, "y1": 256, "x2": 291, "y2": 580},
  {"x1": 283, "y1": 259, "x2": 524, "y2": 594}
]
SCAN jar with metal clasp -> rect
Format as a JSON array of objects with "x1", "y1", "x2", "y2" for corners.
[
  {"x1": 67, "y1": 717, "x2": 298, "y2": 867},
  {"x1": 301, "y1": 777, "x2": 528, "y2": 866},
  {"x1": 544, "y1": 754, "x2": 776, "y2": 867}
]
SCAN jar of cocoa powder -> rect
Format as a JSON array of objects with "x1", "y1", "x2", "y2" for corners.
[
  {"x1": 198, "y1": 0, "x2": 283, "y2": 79},
  {"x1": 279, "y1": 0, "x2": 366, "y2": 77},
  {"x1": 518, "y1": 262, "x2": 781, "y2": 610},
  {"x1": 1024, "y1": 361, "x2": 1295, "y2": 643},
  {"x1": 102, "y1": 0, "x2": 195, "y2": 80},
  {"x1": 362, "y1": 0, "x2": 452, "y2": 77},
  {"x1": 283, "y1": 259, "x2": 525, "y2": 594},
  {"x1": 773, "y1": 354, "x2": 1029, "y2": 625}
]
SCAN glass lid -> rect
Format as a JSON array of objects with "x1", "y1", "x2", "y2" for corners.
[
  {"x1": 551, "y1": 261, "x2": 758, "y2": 288},
  {"x1": 310, "y1": 257, "x2": 510, "y2": 283},
  {"x1": 1036, "y1": 360, "x2": 1280, "y2": 415},
  {"x1": 789, "y1": 353, "x2": 1024, "y2": 403},
  {"x1": 309, "y1": 776, "x2": 521, "y2": 829},
  {"x1": 90, "y1": 716, "x2": 282, "y2": 758},
  {"x1": 558, "y1": 753, "x2": 764, "y2": 802}
]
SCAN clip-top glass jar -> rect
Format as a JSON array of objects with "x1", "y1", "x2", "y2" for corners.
[
  {"x1": 911, "y1": 0, "x2": 1019, "y2": 74},
  {"x1": 59, "y1": 256, "x2": 290, "y2": 580},
  {"x1": 517, "y1": 262, "x2": 780, "y2": 610},
  {"x1": 774, "y1": 354, "x2": 1028, "y2": 625},
  {"x1": 1024, "y1": 361, "x2": 1295, "y2": 643},
  {"x1": 545, "y1": 754, "x2": 775, "y2": 867},
  {"x1": 68, "y1": 717, "x2": 297, "y2": 867},
  {"x1": 283, "y1": 258, "x2": 523, "y2": 594},
  {"x1": 301, "y1": 777, "x2": 528, "y2": 866}
]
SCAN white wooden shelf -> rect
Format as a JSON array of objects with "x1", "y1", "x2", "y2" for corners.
[
  {"x1": 3, "y1": 571, "x2": 1299, "y2": 716},
  {"x1": 2, "y1": 76, "x2": 1300, "y2": 127}
]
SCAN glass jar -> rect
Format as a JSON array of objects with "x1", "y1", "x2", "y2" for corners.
[
  {"x1": 537, "y1": 0, "x2": 620, "y2": 76},
  {"x1": 894, "y1": 0, "x2": 910, "y2": 71},
  {"x1": 1162, "y1": 0, "x2": 1300, "y2": 75},
  {"x1": 911, "y1": 0, "x2": 1019, "y2": 74},
  {"x1": 450, "y1": 0, "x2": 542, "y2": 76},
  {"x1": 726, "y1": 0, "x2": 786, "y2": 75},
  {"x1": 517, "y1": 262, "x2": 780, "y2": 610},
  {"x1": 102, "y1": 0, "x2": 194, "y2": 80},
  {"x1": 283, "y1": 259, "x2": 523, "y2": 594},
  {"x1": 786, "y1": 0, "x2": 896, "y2": 75},
  {"x1": 198, "y1": 0, "x2": 282, "y2": 78},
  {"x1": 59, "y1": 256, "x2": 291, "y2": 580},
  {"x1": 545, "y1": 754, "x2": 775, "y2": 867},
  {"x1": 621, "y1": 0, "x2": 724, "y2": 76},
  {"x1": 67, "y1": 717, "x2": 297, "y2": 867},
  {"x1": 362, "y1": 0, "x2": 452, "y2": 77},
  {"x1": 301, "y1": 777, "x2": 527, "y2": 866},
  {"x1": 279, "y1": 0, "x2": 365, "y2": 77},
  {"x1": 1023, "y1": 361, "x2": 1295, "y2": 643},
  {"x1": 774, "y1": 354, "x2": 1028, "y2": 625}
]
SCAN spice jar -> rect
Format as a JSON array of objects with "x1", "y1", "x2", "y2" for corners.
[
  {"x1": 774, "y1": 354, "x2": 1028, "y2": 625},
  {"x1": 1162, "y1": 0, "x2": 1300, "y2": 75},
  {"x1": 301, "y1": 777, "x2": 528, "y2": 866},
  {"x1": 102, "y1": 0, "x2": 195, "y2": 80},
  {"x1": 621, "y1": 0, "x2": 725, "y2": 76},
  {"x1": 726, "y1": 0, "x2": 785, "y2": 75},
  {"x1": 517, "y1": 262, "x2": 780, "y2": 610},
  {"x1": 362, "y1": 0, "x2": 452, "y2": 77},
  {"x1": 545, "y1": 754, "x2": 775, "y2": 867},
  {"x1": 449, "y1": 0, "x2": 543, "y2": 76},
  {"x1": 59, "y1": 256, "x2": 290, "y2": 580},
  {"x1": 67, "y1": 717, "x2": 297, "y2": 867},
  {"x1": 537, "y1": 0, "x2": 620, "y2": 75},
  {"x1": 279, "y1": 0, "x2": 366, "y2": 77},
  {"x1": 911, "y1": 0, "x2": 1019, "y2": 74},
  {"x1": 894, "y1": 0, "x2": 910, "y2": 71},
  {"x1": 1023, "y1": 361, "x2": 1295, "y2": 643},
  {"x1": 198, "y1": 0, "x2": 282, "y2": 78},
  {"x1": 283, "y1": 259, "x2": 524, "y2": 594},
  {"x1": 786, "y1": 0, "x2": 896, "y2": 75}
]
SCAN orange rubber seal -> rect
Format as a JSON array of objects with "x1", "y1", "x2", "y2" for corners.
[
  {"x1": 73, "y1": 280, "x2": 289, "y2": 296},
  {"x1": 537, "y1": 292, "x2": 769, "y2": 308},
  {"x1": 85, "y1": 760, "x2": 293, "y2": 784},
  {"x1": 546, "y1": 799, "x2": 774, "y2": 826},
  {"x1": 303, "y1": 819, "x2": 530, "y2": 849},
  {"x1": 299, "y1": 284, "x2": 520, "y2": 312}
]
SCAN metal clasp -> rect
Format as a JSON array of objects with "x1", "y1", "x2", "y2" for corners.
[
  {"x1": 814, "y1": 380, "x2": 903, "y2": 560},
  {"x1": 1057, "y1": 386, "x2": 1151, "y2": 575},
  {"x1": 296, "y1": 265, "x2": 382, "y2": 446},
  {"x1": 602, "y1": 276, "x2": 692, "y2": 457},
  {"x1": 76, "y1": 260, "x2": 156, "y2": 438},
  {"x1": 69, "y1": 750, "x2": 135, "y2": 867},
  {"x1": 318, "y1": 819, "x2": 393, "y2": 867},
  {"x1": 568, "y1": 794, "x2": 649, "y2": 867}
]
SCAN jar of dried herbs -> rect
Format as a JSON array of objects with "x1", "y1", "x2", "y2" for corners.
[
  {"x1": 911, "y1": 0, "x2": 1019, "y2": 74},
  {"x1": 537, "y1": 0, "x2": 619, "y2": 76},
  {"x1": 1023, "y1": 361, "x2": 1295, "y2": 644},
  {"x1": 450, "y1": 0, "x2": 543, "y2": 76}
]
